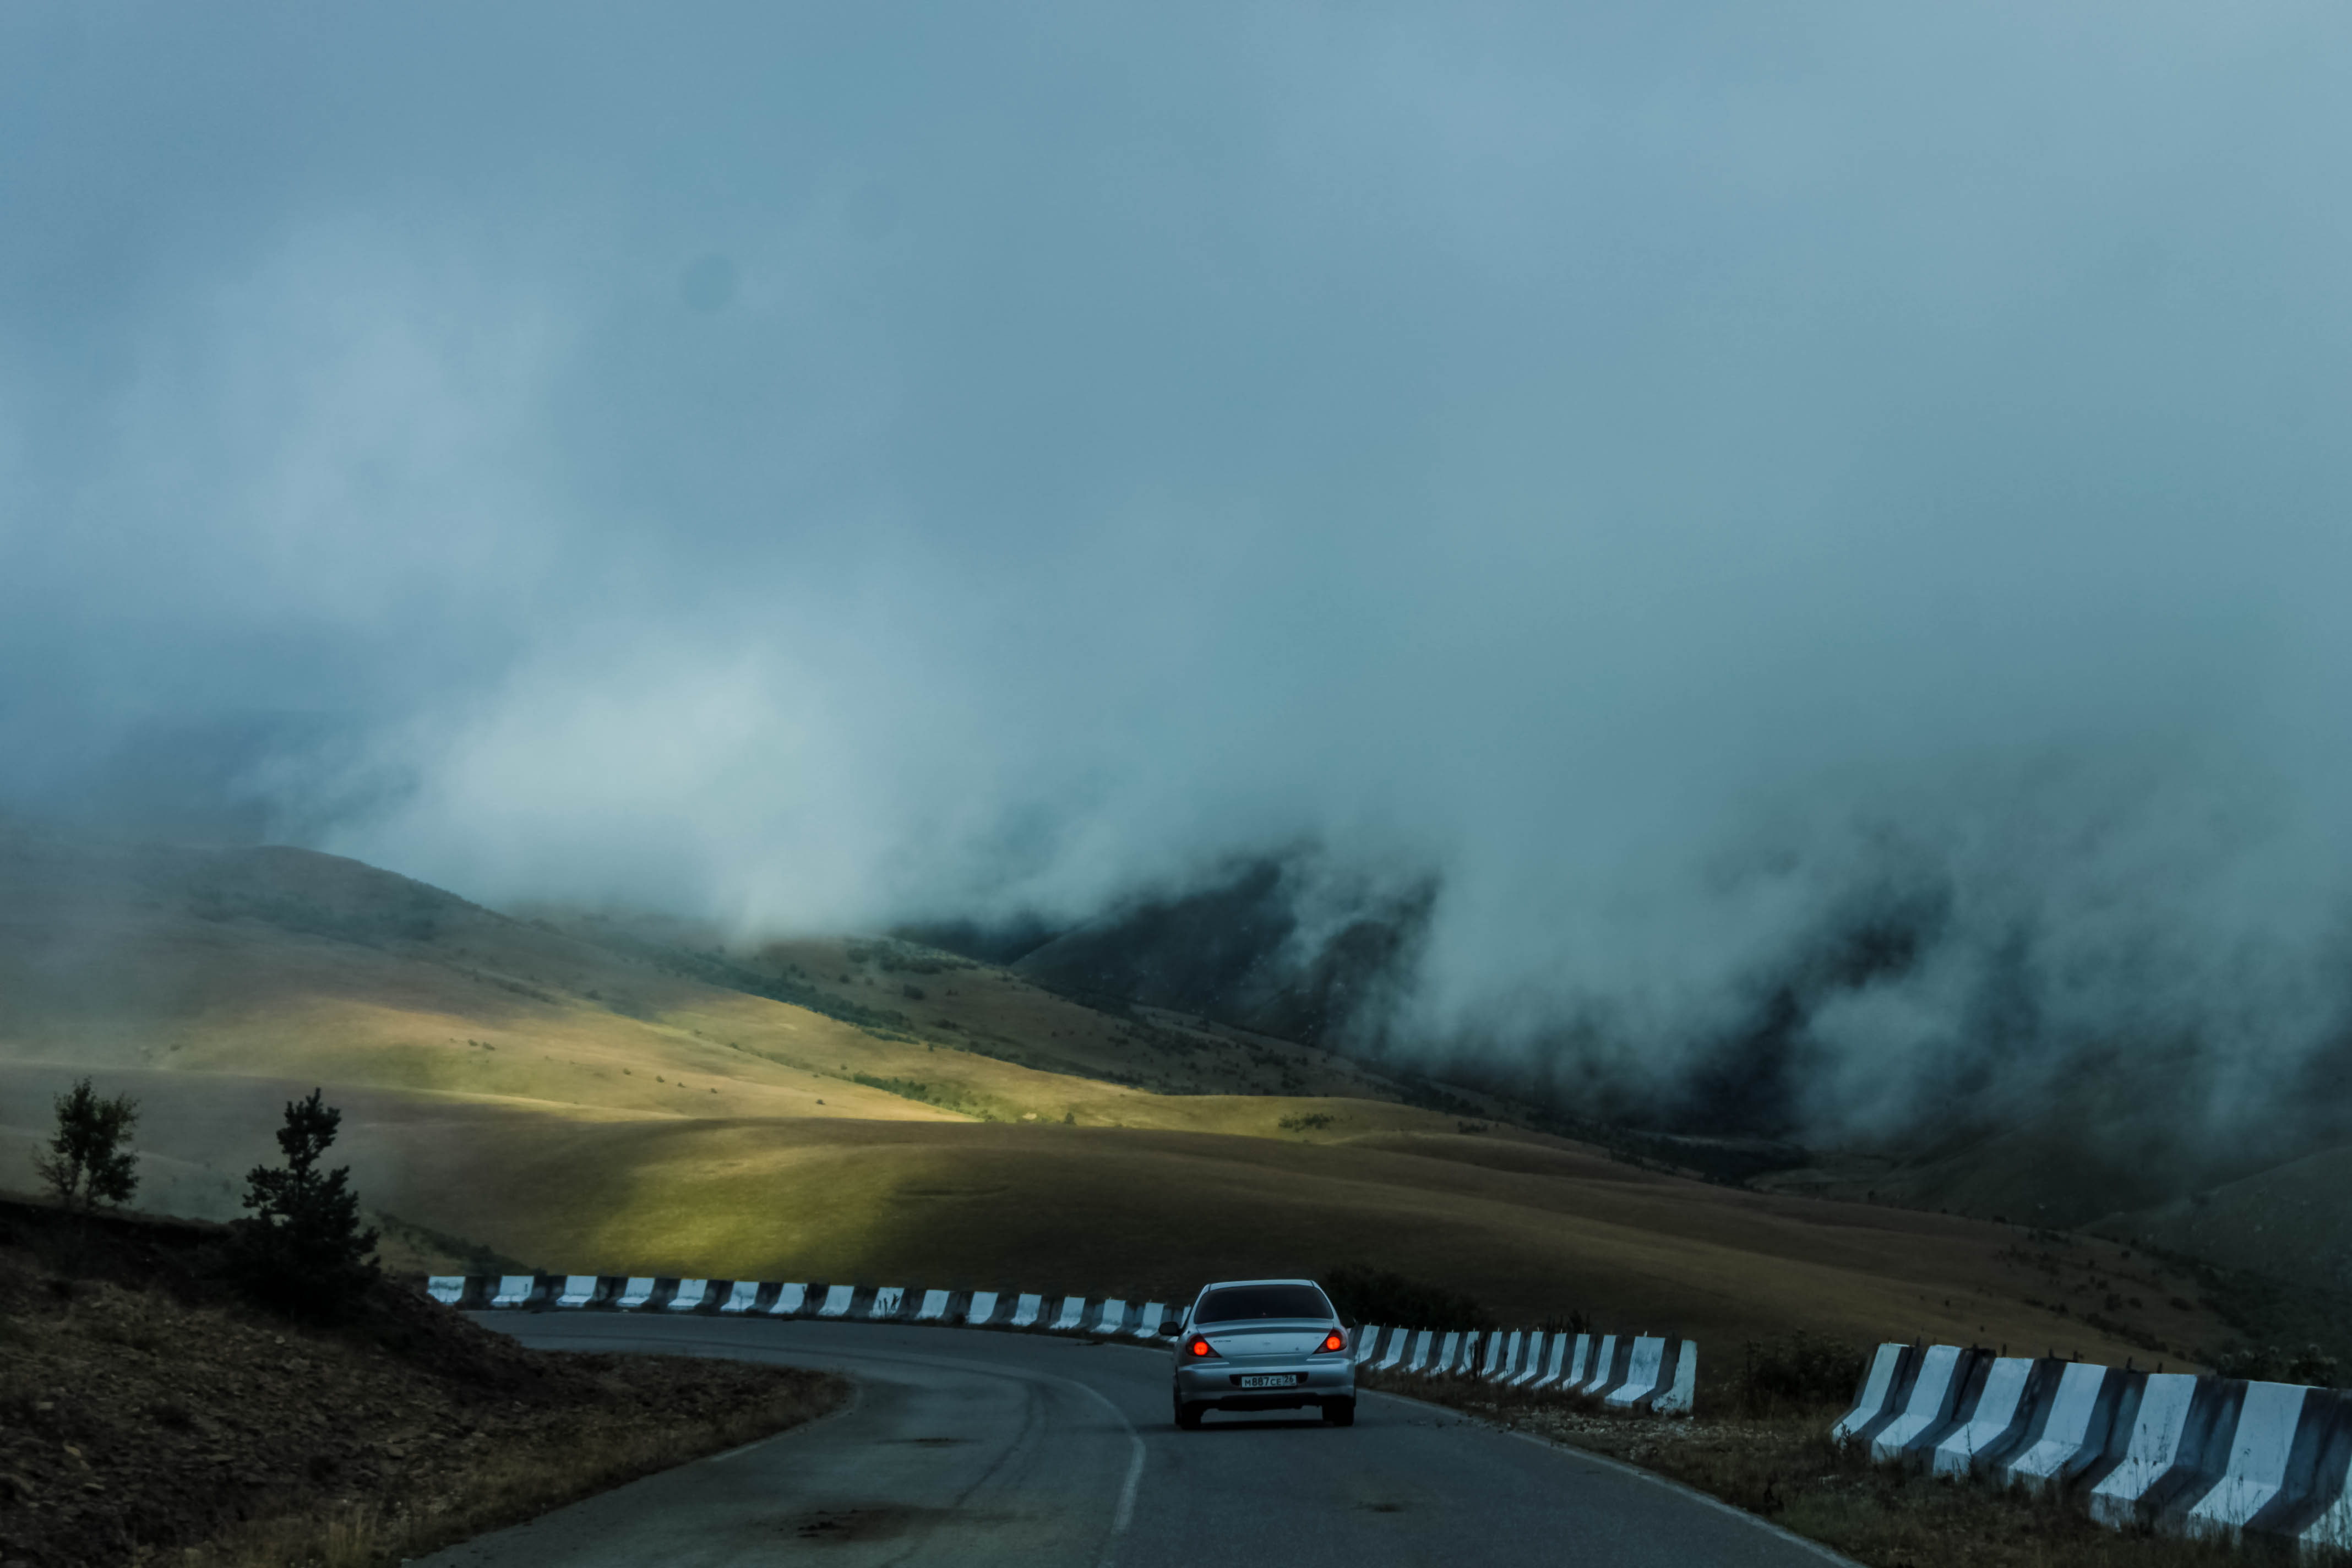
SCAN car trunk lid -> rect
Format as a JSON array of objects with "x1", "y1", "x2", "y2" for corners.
[{"x1": 1198, "y1": 1319, "x2": 1333, "y2": 1361}]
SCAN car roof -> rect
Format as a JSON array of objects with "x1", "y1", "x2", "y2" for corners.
[{"x1": 1195, "y1": 1278, "x2": 1324, "y2": 1292}]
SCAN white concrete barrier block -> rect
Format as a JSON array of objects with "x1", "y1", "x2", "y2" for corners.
[
  {"x1": 817, "y1": 1284, "x2": 856, "y2": 1318},
  {"x1": 1935, "y1": 1357, "x2": 2038, "y2": 1479},
  {"x1": 489, "y1": 1275, "x2": 535, "y2": 1309},
  {"x1": 1479, "y1": 1332, "x2": 1504, "y2": 1379},
  {"x1": 1605, "y1": 1336, "x2": 1670, "y2": 1411},
  {"x1": 1558, "y1": 1333, "x2": 1592, "y2": 1391},
  {"x1": 869, "y1": 1287, "x2": 905, "y2": 1319},
  {"x1": 616, "y1": 1276, "x2": 656, "y2": 1310},
  {"x1": 1600, "y1": 1336, "x2": 1640, "y2": 1398},
  {"x1": 1499, "y1": 1331, "x2": 1524, "y2": 1381},
  {"x1": 1375, "y1": 1330, "x2": 1408, "y2": 1372},
  {"x1": 916, "y1": 1289, "x2": 952, "y2": 1322},
  {"x1": 1404, "y1": 1330, "x2": 1434, "y2": 1373},
  {"x1": 2086, "y1": 1371, "x2": 2199, "y2": 1521},
  {"x1": 1579, "y1": 1335, "x2": 1619, "y2": 1396},
  {"x1": 1871, "y1": 1343, "x2": 1967, "y2": 1462},
  {"x1": 554, "y1": 1275, "x2": 598, "y2": 1309},
  {"x1": 1010, "y1": 1292, "x2": 1044, "y2": 1327},
  {"x1": 1136, "y1": 1302, "x2": 1169, "y2": 1338},
  {"x1": 1510, "y1": 1333, "x2": 1547, "y2": 1388},
  {"x1": 1354, "y1": 1326, "x2": 1386, "y2": 1365},
  {"x1": 2302, "y1": 1495, "x2": 2352, "y2": 1554},
  {"x1": 2003, "y1": 1363, "x2": 2114, "y2": 1492},
  {"x1": 1050, "y1": 1296, "x2": 1087, "y2": 1332},
  {"x1": 2296, "y1": 1399, "x2": 2352, "y2": 1554},
  {"x1": 2182, "y1": 1382, "x2": 2307, "y2": 1537},
  {"x1": 1655, "y1": 1341, "x2": 1697, "y2": 1415},
  {"x1": 1834, "y1": 1344, "x2": 1910, "y2": 1444},
  {"x1": 1435, "y1": 1331, "x2": 1460, "y2": 1375},
  {"x1": 427, "y1": 1276, "x2": 466, "y2": 1305},
  {"x1": 667, "y1": 1278, "x2": 709, "y2": 1312},
  {"x1": 966, "y1": 1290, "x2": 1001, "y2": 1325},
  {"x1": 1532, "y1": 1334, "x2": 1572, "y2": 1391},
  {"x1": 767, "y1": 1282, "x2": 807, "y2": 1316},
  {"x1": 1096, "y1": 1298, "x2": 1129, "y2": 1335},
  {"x1": 718, "y1": 1281, "x2": 760, "y2": 1314}
]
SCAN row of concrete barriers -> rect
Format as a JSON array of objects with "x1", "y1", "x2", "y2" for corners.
[
  {"x1": 422, "y1": 1275, "x2": 1692, "y2": 1413},
  {"x1": 1837, "y1": 1342, "x2": 2352, "y2": 1553},
  {"x1": 1353, "y1": 1325, "x2": 1695, "y2": 1414},
  {"x1": 429, "y1": 1274, "x2": 1186, "y2": 1333}
]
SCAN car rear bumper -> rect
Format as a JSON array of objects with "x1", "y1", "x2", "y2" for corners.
[{"x1": 1175, "y1": 1359, "x2": 1355, "y2": 1408}]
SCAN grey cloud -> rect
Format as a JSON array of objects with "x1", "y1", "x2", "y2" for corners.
[{"x1": 5, "y1": 1, "x2": 2351, "y2": 1144}]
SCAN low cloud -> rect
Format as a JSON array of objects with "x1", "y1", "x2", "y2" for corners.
[{"x1": 6, "y1": 1, "x2": 2351, "y2": 1146}]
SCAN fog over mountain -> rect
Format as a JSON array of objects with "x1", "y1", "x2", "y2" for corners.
[{"x1": 7, "y1": 3, "x2": 2351, "y2": 1148}]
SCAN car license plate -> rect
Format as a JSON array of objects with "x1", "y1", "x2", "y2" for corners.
[{"x1": 1238, "y1": 1374, "x2": 1302, "y2": 1389}]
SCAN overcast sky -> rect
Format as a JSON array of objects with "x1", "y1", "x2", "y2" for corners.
[{"x1": 6, "y1": 2, "x2": 2351, "y2": 1135}]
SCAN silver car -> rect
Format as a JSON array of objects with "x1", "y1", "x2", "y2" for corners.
[{"x1": 1169, "y1": 1277, "x2": 1356, "y2": 1428}]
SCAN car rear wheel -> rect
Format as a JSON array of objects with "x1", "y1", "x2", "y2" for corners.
[
  {"x1": 1322, "y1": 1397, "x2": 1355, "y2": 1427},
  {"x1": 1174, "y1": 1398, "x2": 1204, "y2": 1430}
]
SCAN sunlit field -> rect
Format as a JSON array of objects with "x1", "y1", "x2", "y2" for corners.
[{"x1": 0, "y1": 840, "x2": 2240, "y2": 1389}]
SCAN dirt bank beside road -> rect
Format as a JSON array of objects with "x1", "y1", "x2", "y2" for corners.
[{"x1": 0, "y1": 1195, "x2": 843, "y2": 1567}]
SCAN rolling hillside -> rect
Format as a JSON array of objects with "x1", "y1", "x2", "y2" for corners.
[
  {"x1": 0, "y1": 829, "x2": 2285, "y2": 1372},
  {"x1": 0, "y1": 831, "x2": 1468, "y2": 1138},
  {"x1": 2094, "y1": 1145, "x2": 2352, "y2": 1295}
]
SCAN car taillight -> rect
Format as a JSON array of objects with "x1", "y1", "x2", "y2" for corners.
[
  {"x1": 1319, "y1": 1330, "x2": 1347, "y2": 1354},
  {"x1": 1185, "y1": 1335, "x2": 1219, "y2": 1358}
]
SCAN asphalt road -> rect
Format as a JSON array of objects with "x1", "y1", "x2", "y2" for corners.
[{"x1": 423, "y1": 1316, "x2": 1850, "y2": 1567}]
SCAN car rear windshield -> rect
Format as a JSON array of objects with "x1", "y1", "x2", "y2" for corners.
[{"x1": 1192, "y1": 1284, "x2": 1333, "y2": 1324}]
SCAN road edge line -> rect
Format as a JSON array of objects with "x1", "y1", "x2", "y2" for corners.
[{"x1": 711, "y1": 1376, "x2": 864, "y2": 1463}]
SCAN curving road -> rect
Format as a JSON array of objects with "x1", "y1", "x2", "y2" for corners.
[{"x1": 425, "y1": 1316, "x2": 1848, "y2": 1567}]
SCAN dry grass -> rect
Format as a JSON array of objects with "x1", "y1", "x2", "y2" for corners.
[
  {"x1": 1366, "y1": 1374, "x2": 2273, "y2": 1568},
  {"x1": 317, "y1": 1114, "x2": 2219, "y2": 1362},
  {"x1": 0, "y1": 837, "x2": 2244, "y2": 1366},
  {"x1": 0, "y1": 1191, "x2": 849, "y2": 1568},
  {"x1": 0, "y1": 1061, "x2": 2230, "y2": 1363},
  {"x1": 745, "y1": 932, "x2": 1412, "y2": 1103},
  {"x1": 186, "y1": 1372, "x2": 843, "y2": 1568},
  {"x1": 12, "y1": 838, "x2": 2317, "y2": 1563},
  {"x1": 2100, "y1": 1143, "x2": 2352, "y2": 1299},
  {"x1": 0, "y1": 837, "x2": 1507, "y2": 1142}
]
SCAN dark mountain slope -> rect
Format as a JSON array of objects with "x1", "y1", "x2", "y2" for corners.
[{"x1": 996, "y1": 854, "x2": 1435, "y2": 1052}]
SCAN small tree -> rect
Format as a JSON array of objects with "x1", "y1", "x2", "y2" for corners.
[
  {"x1": 34, "y1": 1077, "x2": 140, "y2": 1213},
  {"x1": 232, "y1": 1088, "x2": 380, "y2": 1322}
]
